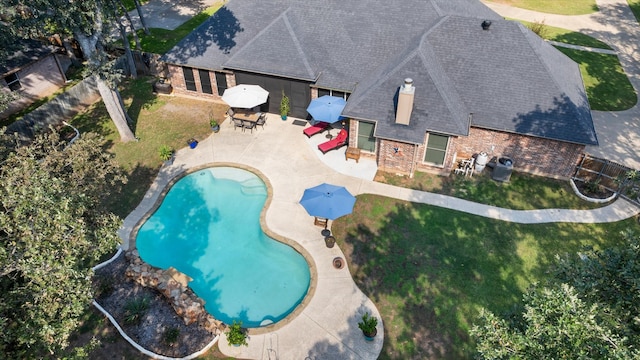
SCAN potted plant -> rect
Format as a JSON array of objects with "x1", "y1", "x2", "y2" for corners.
[
  {"x1": 209, "y1": 111, "x2": 220, "y2": 132},
  {"x1": 226, "y1": 320, "x2": 248, "y2": 347},
  {"x1": 358, "y1": 312, "x2": 378, "y2": 341},
  {"x1": 159, "y1": 145, "x2": 174, "y2": 164},
  {"x1": 280, "y1": 91, "x2": 290, "y2": 120},
  {"x1": 210, "y1": 118, "x2": 220, "y2": 132}
]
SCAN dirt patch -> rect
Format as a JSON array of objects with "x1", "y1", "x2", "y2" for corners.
[{"x1": 92, "y1": 253, "x2": 216, "y2": 358}]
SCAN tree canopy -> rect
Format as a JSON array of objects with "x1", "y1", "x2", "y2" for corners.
[
  {"x1": 471, "y1": 231, "x2": 640, "y2": 359},
  {"x1": 0, "y1": 130, "x2": 125, "y2": 357},
  {"x1": 1, "y1": 0, "x2": 137, "y2": 142}
]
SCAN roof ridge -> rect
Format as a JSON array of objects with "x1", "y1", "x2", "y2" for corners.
[
  {"x1": 282, "y1": 12, "x2": 316, "y2": 80},
  {"x1": 516, "y1": 22, "x2": 567, "y2": 100},
  {"x1": 418, "y1": 18, "x2": 470, "y2": 135},
  {"x1": 223, "y1": 8, "x2": 292, "y2": 67}
]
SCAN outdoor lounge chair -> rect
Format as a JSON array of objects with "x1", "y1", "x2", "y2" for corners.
[
  {"x1": 303, "y1": 121, "x2": 330, "y2": 138},
  {"x1": 318, "y1": 129, "x2": 348, "y2": 154}
]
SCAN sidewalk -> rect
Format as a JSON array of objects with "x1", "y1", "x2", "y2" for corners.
[
  {"x1": 119, "y1": 113, "x2": 639, "y2": 360},
  {"x1": 482, "y1": 0, "x2": 640, "y2": 170}
]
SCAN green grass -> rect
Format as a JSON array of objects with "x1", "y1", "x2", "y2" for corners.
[
  {"x1": 131, "y1": 1, "x2": 225, "y2": 54},
  {"x1": 555, "y1": 47, "x2": 637, "y2": 110},
  {"x1": 376, "y1": 170, "x2": 605, "y2": 210},
  {"x1": 629, "y1": 0, "x2": 640, "y2": 23},
  {"x1": 332, "y1": 194, "x2": 639, "y2": 359},
  {"x1": 121, "y1": 0, "x2": 148, "y2": 12},
  {"x1": 516, "y1": 19, "x2": 612, "y2": 49},
  {"x1": 69, "y1": 76, "x2": 227, "y2": 218},
  {"x1": 487, "y1": 0, "x2": 598, "y2": 15}
]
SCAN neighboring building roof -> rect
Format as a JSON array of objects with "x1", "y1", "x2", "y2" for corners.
[
  {"x1": 0, "y1": 39, "x2": 58, "y2": 76},
  {"x1": 162, "y1": 0, "x2": 598, "y2": 146}
]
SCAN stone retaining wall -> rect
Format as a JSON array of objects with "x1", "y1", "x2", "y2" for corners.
[{"x1": 124, "y1": 250, "x2": 223, "y2": 335}]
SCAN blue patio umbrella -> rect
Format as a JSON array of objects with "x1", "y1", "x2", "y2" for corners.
[
  {"x1": 306, "y1": 95, "x2": 347, "y2": 123},
  {"x1": 299, "y1": 183, "x2": 356, "y2": 221}
]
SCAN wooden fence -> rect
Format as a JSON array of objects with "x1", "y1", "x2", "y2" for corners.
[{"x1": 572, "y1": 154, "x2": 639, "y2": 203}]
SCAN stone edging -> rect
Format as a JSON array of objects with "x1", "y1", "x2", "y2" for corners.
[
  {"x1": 91, "y1": 249, "x2": 220, "y2": 360},
  {"x1": 569, "y1": 178, "x2": 618, "y2": 203}
]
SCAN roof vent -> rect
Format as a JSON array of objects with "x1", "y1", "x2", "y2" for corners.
[
  {"x1": 395, "y1": 78, "x2": 414, "y2": 126},
  {"x1": 482, "y1": 20, "x2": 492, "y2": 30}
]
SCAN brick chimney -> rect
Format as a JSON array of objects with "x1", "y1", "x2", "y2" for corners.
[{"x1": 395, "y1": 78, "x2": 414, "y2": 125}]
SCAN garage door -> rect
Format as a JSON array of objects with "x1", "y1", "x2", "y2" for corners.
[{"x1": 235, "y1": 72, "x2": 311, "y2": 118}]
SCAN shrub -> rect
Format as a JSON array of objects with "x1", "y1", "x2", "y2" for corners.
[
  {"x1": 226, "y1": 320, "x2": 248, "y2": 346},
  {"x1": 158, "y1": 145, "x2": 173, "y2": 161},
  {"x1": 123, "y1": 296, "x2": 150, "y2": 325},
  {"x1": 163, "y1": 327, "x2": 180, "y2": 345},
  {"x1": 528, "y1": 20, "x2": 547, "y2": 38}
]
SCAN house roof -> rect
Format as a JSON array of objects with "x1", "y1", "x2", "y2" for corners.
[
  {"x1": 162, "y1": 0, "x2": 597, "y2": 146},
  {"x1": 0, "y1": 39, "x2": 59, "y2": 76}
]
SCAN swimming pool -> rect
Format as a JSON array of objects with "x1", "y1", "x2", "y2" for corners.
[{"x1": 136, "y1": 167, "x2": 311, "y2": 328}]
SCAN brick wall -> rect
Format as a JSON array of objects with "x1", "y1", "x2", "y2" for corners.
[
  {"x1": 353, "y1": 119, "x2": 584, "y2": 178},
  {"x1": 166, "y1": 64, "x2": 225, "y2": 100},
  {"x1": 452, "y1": 127, "x2": 584, "y2": 179}
]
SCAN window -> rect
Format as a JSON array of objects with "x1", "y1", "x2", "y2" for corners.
[
  {"x1": 182, "y1": 67, "x2": 196, "y2": 91},
  {"x1": 5, "y1": 73, "x2": 21, "y2": 91},
  {"x1": 357, "y1": 121, "x2": 375, "y2": 152},
  {"x1": 198, "y1": 69, "x2": 213, "y2": 94},
  {"x1": 316, "y1": 88, "x2": 349, "y2": 100},
  {"x1": 215, "y1": 72, "x2": 227, "y2": 96},
  {"x1": 424, "y1": 133, "x2": 449, "y2": 165}
]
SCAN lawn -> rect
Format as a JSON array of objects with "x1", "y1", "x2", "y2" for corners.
[
  {"x1": 629, "y1": 0, "x2": 640, "y2": 23},
  {"x1": 332, "y1": 194, "x2": 639, "y2": 359},
  {"x1": 69, "y1": 76, "x2": 228, "y2": 218},
  {"x1": 131, "y1": 1, "x2": 226, "y2": 54},
  {"x1": 487, "y1": 0, "x2": 598, "y2": 15},
  {"x1": 515, "y1": 19, "x2": 612, "y2": 49},
  {"x1": 375, "y1": 170, "x2": 604, "y2": 210},
  {"x1": 555, "y1": 47, "x2": 637, "y2": 110}
]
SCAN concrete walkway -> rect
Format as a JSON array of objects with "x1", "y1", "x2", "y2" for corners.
[
  {"x1": 482, "y1": 0, "x2": 640, "y2": 170},
  {"x1": 115, "y1": 2, "x2": 640, "y2": 359},
  {"x1": 118, "y1": 113, "x2": 639, "y2": 360}
]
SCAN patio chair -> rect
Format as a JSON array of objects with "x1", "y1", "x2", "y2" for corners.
[
  {"x1": 303, "y1": 121, "x2": 330, "y2": 138},
  {"x1": 256, "y1": 113, "x2": 266, "y2": 129},
  {"x1": 242, "y1": 120, "x2": 256, "y2": 133},
  {"x1": 227, "y1": 108, "x2": 235, "y2": 125},
  {"x1": 318, "y1": 129, "x2": 348, "y2": 154},
  {"x1": 232, "y1": 118, "x2": 244, "y2": 130}
]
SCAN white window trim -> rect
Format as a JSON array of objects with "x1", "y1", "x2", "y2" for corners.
[{"x1": 422, "y1": 133, "x2": 450, "y2": 168}]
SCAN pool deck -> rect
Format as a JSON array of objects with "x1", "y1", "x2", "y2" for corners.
[
  {"x1": 119, "y1": 113, "x2": 385, "y2": 359},
  {"x1": 118, "y1": 112, "x2": 640, "y2": 360}
]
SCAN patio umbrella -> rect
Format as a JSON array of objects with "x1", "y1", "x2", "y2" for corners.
[
  {"x1": 221, "y1": 84, "x2": 269, "y2": 109},
  {"x1": 299, "y1": 183, "x2": 356, "y2": 222},
  {"x1": 306, "y1": 95, "x2": 347, "y2": 123}
]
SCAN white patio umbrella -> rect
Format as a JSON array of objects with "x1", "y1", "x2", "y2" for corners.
[{"x1": 221, "y1": 84, "x2": 269, "y2": 109}]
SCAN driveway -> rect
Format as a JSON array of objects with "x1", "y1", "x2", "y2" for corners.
[{"x1": 482, "y1": 0, "x2": 640, "y2": 169}]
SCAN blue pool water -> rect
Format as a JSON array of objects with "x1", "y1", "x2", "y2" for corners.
[{"x1": 136, "y1": 167, "x2": 311, "y2": 328}]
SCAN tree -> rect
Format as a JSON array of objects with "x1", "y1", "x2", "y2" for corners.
[
  {"x1": 471, "y1": 284, "x2": 635, "y2": 359},
  {"x1": 472, "y1": 231, "x2": 640, "y2": 359},
  {"x1": 1, "y1": 0, "x2": 137, "y2": 142},
  {"x1": 0, "y1": 130, "x2": 125, "y2": 357},
  {"x1": 0, "y1": 91, "x2": 19, "y2": 113},
  {"x1": 553, "y1": 230, "x2": 640, "y2": 347}
]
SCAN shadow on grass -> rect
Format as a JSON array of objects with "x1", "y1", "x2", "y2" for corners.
[
  {"x1": 556, "y1": 47, "x2": 637, "y2": 111},
  {"x1": 333, "y1": 194, "x2": 638, "y2": 359}
]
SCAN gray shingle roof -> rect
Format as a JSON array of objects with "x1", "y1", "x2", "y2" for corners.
[
  {"x1": 161, "y1": 0, "x2": 597, "y2": 146},
  {"x1": 0, "y1": 39, "x2": 58, "y2": 76}
]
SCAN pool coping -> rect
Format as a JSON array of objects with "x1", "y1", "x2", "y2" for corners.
[{"x1": 126, "y1": 163, "x2": 319, "y2": 335}]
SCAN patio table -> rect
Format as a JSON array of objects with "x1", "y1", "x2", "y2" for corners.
[{"x1": 233, "y1": 110, "x2": 260, "y2": 122}]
